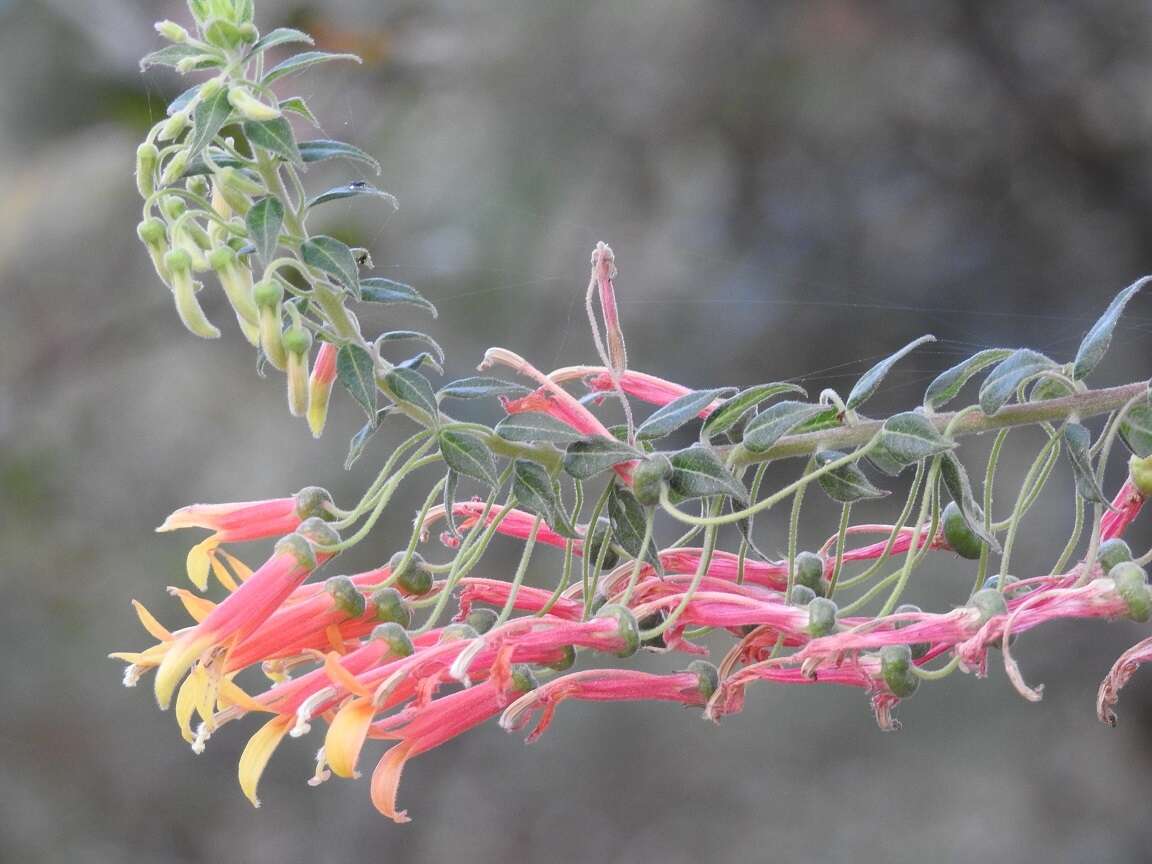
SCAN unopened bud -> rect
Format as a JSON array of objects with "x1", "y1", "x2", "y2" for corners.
[
  {"x1": 789, "y1": 584, "x2": 817, "y2": 606},
  {"x1": 308, "y1": 342, "x2": 339, "y2": 438},
  {"x1": 325, "y1": 575, "x2": 366, "y2": 618},
  {"x1": 227, "y1": 86, "x2": 281, "y2": 122},
  {"x1": 136, "y1": 143, "x2": 159, "y2": 199},
  {"x1": 175, "y1": 54, "x2": 219, "y2": 74},
  {"x1": 370, "y1": 587, "x2": 412, "y2": 627},
  {"x1": 390, "y1": 551, "x2": 433, "y2": 596},
  {"x1": 807, "y1": 597, "x2": 838, "y2": 637},
  {"x1": 154, "y1": 20, "x2": 190, "y2": 42},
  {"x1": 465, "y1": 608, "x2": 499, "y2": 635},
  {"x1": 1110, "y1": 561, "x2": 1152, "y2": 623},
  {"x1": 208, "y1": 246, "x2": 259, "y2": 342},
  {"x1": 160, "y1": 195, "x2": 187, "y2": 221},
  {"x1": 163, "y1": 249, "x2": 220, "y2": 339},
  {"x1": 880, "y1": 644, "x2": 919, "y2": 698},
  {"x1": 371, "y1": 622, "x2": 414, "y2": 657},
  {"x1": 793, "y1": 551, "x2": 826, "y2": 596},
  {"x1": 943, "y1": 502, "x2": 983, "y2": 560},
  {"x1": 1098, "y1": 539, "x2": 1134, "y2": 577},
  {"x1": 159, "y1": 149, "x2": 190, "y2": 186},
  {"x1": 284, "y1": 326, "x2": 312, "y2": 417},
  {"x1": 158, "y1": 110, "x2": 189, "y2": 142},
  {"x1": 185, "y1": 175, "x2": 210, "y2": 199},
  {"x1": 632, "y1": 454, "x2": 672, "y2": 507},
  {"x1": 970, "y1": 587, "x2": 1008, "y2": 625},
  {"x1": 254, "y1": 279, "x2": 287, "y2": 370}
]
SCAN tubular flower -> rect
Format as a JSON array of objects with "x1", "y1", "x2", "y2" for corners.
[{"x1": 1097, "y1": 635, "x2": 1152, "y2": 726}]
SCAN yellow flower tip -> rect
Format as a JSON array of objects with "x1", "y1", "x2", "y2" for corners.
[
  {"x1": 238, "y1": 716, "x2": 292, "y2": 808},
  {"x1": 186, "y1": 539, "x2": 219, "y2": 591},
  {"x1": 154, "y1": 631, "x2": 214, "y2": 710},
  {"x1": 324, "y1": 699, "x2": 376, "y2": 779},
  {"x1": 131, "y1": 599, "x2": 174, "y2": 641},
  {"x1": 370, "y1": 743, "x2": 414, "y2": 824}
]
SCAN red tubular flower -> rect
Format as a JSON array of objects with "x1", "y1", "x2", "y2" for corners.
[
  {"x1": 423, "y1": 502, "x2": 575, "y2": 551},
  {"x1": 501, "y1": 666, "x2": 715, "y2": 743},
  {"x1": 307, "y1": 341, "x2": 339, "y2": 438},
  {"x1": 1100, "y1": 479, "x2": 1146, "y2": 540},
  {"x1": 454, "y1": 578, "x2": 583, "y2": 621}
]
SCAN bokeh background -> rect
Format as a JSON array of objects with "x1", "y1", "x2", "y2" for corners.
[{"x1": 4, "y1": 1, "x2": 1152, "y2": 861}]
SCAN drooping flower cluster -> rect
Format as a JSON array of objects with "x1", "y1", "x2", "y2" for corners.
[{"x1": 117, "y1": 0, "x2": 1152, "y2": 824}]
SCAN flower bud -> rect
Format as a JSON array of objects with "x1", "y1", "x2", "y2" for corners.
[
  {"x1": 137, "y1": 218, "x2": 170, "y2": 279},
  {"x1": 632, "y1": 454, "x2": 672, "y2": 507},
  {"x1": 371, "y1": 587, "x2": 413, "y2": 628},
  {"x1": 789, "y1": 584, "x2": 817, "y2": 606},
  {"x1": 160, "y1": 195, "x2": 187, "y2": 221},
  {"x1": 1110, "y1": 561, "x2": 1152, "y2": 623},
  {"x1": 596, "y1": 604, "x2": 640, "y2": 657},
  {"x1": 135, "y1": 143, "x2": 159, "y2": 199},
  {"x1": 970, "y1": 587, "x2": 1008, "y2": 625},
  {"x1": 1129, "y1": 454, "x2": 1152, "y2": 498},
  {"x1": 688, "y1": 660, "x2": 720, "y2": 702},
  {"x1": 159, "y1": 149, "x2": 190, "y2": 187},
  {"x1": 509, "y1": 664, "x2": 539, "y2": 694},
  {"x1": 158, "y1": 110, "x2": 190, "y2": 143},
  {"x1": 806, "y1": 597, "x2": 838, "y2": 638},
  {"x1": 1098, "y1": 539, "x2": 1133, "y2": 577},
  {"x1": 175, "y1": 54, "x2": 220, "y2": 74},
  {"x1": 585, "y1": 518, "x2": 620, "y2": 570},
  {"x1": 154, "y1": 20, "x2": 190, "y2": 42},
  {"x1": 390, "y1": 551, "x2": 433, "y2": 597},
  {"x1": 464, "y1": 608, "x2": 499, "y2": 635},
  {"x1": 893, "y1": 603, "x2": 930, "y2": 659},
  {"x1": 942, "y1": 501, "x2": 983, "y2": 560},
  {"x1": 325, "y1": 575, "x2": 366, "y2": 618},
  {"x1": 294, "y1": 486, "x2": 336, "y2": 521},
  {"x1": 880, "y1": 644, "x2": 919, "y2": 698},
  {"x1": 163, "y1": 249, "x2": 221, "y2": 339},
  {"x1": 371, "y1": 622, "x2": 414, "y2": 657},
  {"x1": 283, "y1": 325, "x2": 313, "y2": 417},
  {"x1": 793, "y1": 551, "x2": 826, "y2": 596},
  {"x1": 253, "y1": 279, "x2": 287, "y2": 370},
  {"x1": 227, "y1": 86, "x2": 282, "y2": 122},
  {"x1": 208, "y1": 246, "x2": 260, "y2": 344},
  {"x1": 308, "y1": 342, "x2": 339, "y2": 438}
]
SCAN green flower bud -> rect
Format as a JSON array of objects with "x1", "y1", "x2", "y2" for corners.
[
  {"x1": 371, "y1": 622, "x2": 414, "y2": 657},
  {"x1": 1097, "y1": 539, "x2": 1133, "y2": 577},
  {"x1": 893, "y1": 603, "x2": 930, "y2": 659},
  {"x1": 1110, "y1": 561, "x2": 1152, "y2": 623},
  {"x1": 807, "y1": 597, "x2": 838, "y2": 637},
  {"x1": 163, "y1": 249, "x2": 220, "y2": 339},
  {"x1": 154, "y1": 20, "x2": 190, "y2": 42},
  {"x1": 687, "y1": 660, "x2": 720, "y2": 702},
  {"x1": 942, "y1": 501, "x2": 984, "y2": 560},
  {"x1": 390, "y1": 551, "x2": 433, "y2": 597},
  {"x1": 159, "y1": 149, "x2": 190, "y2": 187},
  {"x1": 596, "y1": 604, "x2": 640, "y2": 657},
  {"x1": 585, "y1": 518, "x2": 620, "y2": 570},
  {"x1": 136, "y1": 143, "x2": 159, "y2": 199},
  {"x1": 208, "y1": 246, "x2": 259, "y2": 339},
  {"x1": 283, "y1": 326, "x2": 313, "y2": 417},
  {"x1": 970, "y1": 587, "x2": 1008, "y2": 625},
  {"x1": 137, "y1": 217, "x2": 167, "y2": 248},
  {"x1": 185, "y1": 174, "x2": 210, "y2": 199},
  {"x1": 632, "y1": 454, "x2": 672, "y2": 507},
  {"x1": 325, "y1": 575, "x2": 366, "y2": 618},
  {"x1": 175, "y1": 54, "x2": 220, "y2": 74},
  {"x1": 160, "y1": 195, "x2": 187, "y2": 221},
  {"x1": 254, "y1": 280, "x2": 287, "y2": 370},
  {"x1": 465, "y1": 608, "x2": 499, "y2": 635},
  {"x1": 789, "y1": 584, "x2": 817, "y2": 607},
  {"x1": 157, "y1": 110, "x2": 189, "y2": 143},
  {"x1": 227, "y1": 86, "x2": 282, "y2": 122},
  {"x1": 880, "y1": 644, "x2": 919, "y2": 698},
  {"x1": 371, "y1": 587, "x2": 413, "y2": 628},
  {"x1": 793, "y1": 551, "x2": 826, "y2": 596}
]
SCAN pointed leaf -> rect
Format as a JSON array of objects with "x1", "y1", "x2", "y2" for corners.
[
  {"x1": 924, "y1": 349, "x2": 1013, "y2": 411},
  {"x1": 185, "y1": 86, "x2": 233, "y2": 160},
  {"x1": 140, "y1": 43, "x2": 208, "y2": 71},
  {"x1": 701, "y1": 382, "x2": 807, "y2": 439},
  {"x1": 668, "y1": 446, "x2": 748, "y2": 502},
  {"x1": 636, "y1": 389, "x2": 730, "y2": 441},
  {"x1": 298, "y1": 140, "x2": 382, "y2": 174},
  {"x1": 497, "y1": 413, "x2": 587, "y2": 445},
  {"x1": 1063, "y1": 423, "x2": 1106, "y2": 503},
  {"x1": 1120, "y1": 402, "x2": 1152, "y2": 457},
  {"x1": 262, "y1": 51, "x2": 362, "y2": 85},
  {"x1": 345, "y1": 409, "x2": 389, "y2": 470},
  {"x1": 243, "y1": 118, "x2": 302, "y2": 165},
  {"x1": 846, "y1": 335, "x2": 936, "y2": 411},
  {"x1": 167, "y1": 83, "x2": 200, "y2": 116},
  {"x1": 396, "y1": 352, "x2": 442, "y2": 375},
  {"x1": 439, "y1": 377, "x2": 531, "y2": 401},
  {"x1": 376, "y1": 330, "x2": 444, "y2": 366},
  {"x1": 441, "y1": 469, "x2": 461, "y2": 540},
  {"x1": 742, "y1": 402, "x2": 834, "y2": 454},
  {"x1": 384, "y1": 367, "x2": 439, "y2": 421},
  {"x1": 248, "y1": 27, "x2": 314, "y2": 56},
  {"x1": 513, "y1": 460, "x2": 575, "y2": 537},
  {"x1": 876, "y1": 411, "x2": 955, "y2": 466},
  {"x1": 301, "y1": 235, "x2": 360, "y2": 293},
  {"x1": 562, "y1": 438, "x2": 641, "y2": 480},
  {"x1": 939, "y1": 452, "x2": 1000, "y2": 552},
  {"x1": 279, "y1": 96, "x2": 319, "y2": 126},
  {"x1": 336, "y1": 344, "x2": 377, "y2": 417},
  {"x1": 358, "y1": 277, "x2": 437, "y2": 317},
  {"x1": 308, "y1": 181, "x2": 398, "y2": 210},
  {"x1": 439, "y1": 430, "x2": 498, "y2": 488},
  {"x1": 814, "y1": 450, "x2": 888, "y2": 503},
  {"x1": 245, "y1": 196, "x2": 283, "y2": 266},
  {"x1": 978, "y1": 349, "x2": 1057, "y2": 415},
  {"x1": 608, "y1": 484, "x2": 662, "y2": 571},
  {"x1": 1073, "y1": 276, "x2": 1149, "y2": 380}
]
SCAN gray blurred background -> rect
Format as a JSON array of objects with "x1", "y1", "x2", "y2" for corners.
[{"x1": 5, "y1": 1, "x2": 1152, "y2": 861}]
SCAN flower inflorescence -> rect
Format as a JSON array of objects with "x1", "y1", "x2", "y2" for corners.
[{"x1": 117, "y1": 0, "x2": 1152, "y2": 822}]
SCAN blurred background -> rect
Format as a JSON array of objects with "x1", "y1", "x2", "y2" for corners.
[{"x1": 4, "y1": 1, "x2": 1152, "y2": 861}]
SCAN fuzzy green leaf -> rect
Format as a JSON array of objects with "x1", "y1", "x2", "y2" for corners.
[
  {"x1": 939, "y1": 452, "x2": 1001, "y2": 553},
  {"x1": 924, "y1": 348, "x2": 1013, "y2": 411},
  {"x1": 140, "y1": 43, "x2": 208, "y2": 71},
  {"x1": 243, "y1": 118, "x2": 302, "y2": 165},
  {"x1": 262, "y1": 50, "x2": 362, "y2": 85},
  {"x1": 1120, "y1": 402, "x2": 1152, "y2": 457},
  {"x1": 978, "y1": 348, "x2": 1057, "y2": 415},
  {"x1": 668, "y1": 446, "x2": 748, "y2": 502},
  {"x1": 608, "y1": 484, "x2": 662, "y2": 572},
  {"x1": 308, "y1": 181, "x2": 397, "y2": 210},
  {"x1": 1073, "y1": 276, "x2": 1149, "y2": 380},
  {"x1": 876, "y1": 411, "x2": 955, "y2": 466},
  {"x1": 814, "y1": 450, "x2": 888, "y2": 503},
  {"x1": 384, "y1": 367, "x2": 439, "y2": 421},
  {"x1": 562, "y1": 438, "x2": 640, "y2": 480},
  {"x1": 846, "y1": 335, "x2": 936, "y2": 411},
  {"x1": 358, "y1": 277, "x2": 437, "y2": 317},
  {"x1": 701, "y1": 382, "x2": 807, "y2": 439},
  {"x1": 1062, "y1": 422, "x2": 1106, "y2": 503},
  {"x1": 439, "y1": 377, "x2": 531, "y2": 401},
  {"x1": 345, "y1": 409, "x2": 389, "y2": 470},
  {"x1": 301, "y1": 235, "x2": 360, "y2": 293},
  {"x1": 279, "y1": 96, "x2": 319, "y2": 126},
  {"x1": 245, "y1": 196, "x2": 283, "y2": 266},
  {"x1": 636, "y1": 389, "x2": 730, "y2": 441},
  {"x1": 439, "y1": 430, "x2": 499, "y2": 488},
  {"x1": 376, "y1": 331, "x2": 444, "y2": 366},
  {"x1": 742, "y1": 401, "x2": 834, "y2": 454},
  {"x1": 496, "y1": 413, "x2": 587, "y2": 445},
  {"x1": 336, "y1": 344, "x2": 377, "y2": 417},
  {"x1": 513, "y1": 460, "x2": 575, "y2": 537},
  {"x1": 298, "y1": 139, "x2": 382, "y2": 174},
  {"x1": 167, "y1": 84, "x2": 200, "y2": 116},
  {"x1": 185, "y1": 86, "x2": 233, "y2": 160},
  {"x1": 248, "y1": 27, "x2": 314, "y2": 56}
]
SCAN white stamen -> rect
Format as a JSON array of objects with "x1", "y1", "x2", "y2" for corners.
[
  {"x1": 122, "y1": 665, "x2": 143, "y2": 688},
  {"x1": 191, "y1": 723, "x2": 210, "y2": 754},
  {"x1": 307, "y1": 747, "x2": 332, "y2": 786}
]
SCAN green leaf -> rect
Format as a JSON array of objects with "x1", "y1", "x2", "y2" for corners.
[
  {"x1": 396, "y1": 352, "x2": 442, "y2": 375},
  {"x1": 279, "y1": 96, "x2": 319, "y2": 126},
  {"x1": 1063, "y1": 423, "x2": 1105, "y2": 503},
  {"x1": 140, "y1": 43, "x2": 209, "y2": 71},
  {"x1": 513, "y1": 460, "x2": 575, "y2": 537},
  {"x1": 668, "y1": 446, "x2": 748, "y2": 502},
  {"x1": 262, "y1": 50, "x2": 362, "y2": 85},
  {"x1": 248, "y1": 27, "x2": 314, "y2": 56},
  {"x1": 636, "y1": 389, "x2": 730, "y2": 441},
  {"x1": 608, "y1": 484, "x2": 662, "y2": 571},
  {"x1": 308, "y1": 181, "x2": 398, "y2": 210},
  {"x1": 345, "y1": 409, "x2": 389, "y2": 470},
  {"x1": 358, "y1": 278, "x2": 437, "y2": 317},
  {"x1": 441, "y1": 469, "x2": 461, "y2": 540},
  {"x1": 181, "y1": 149, "x2": 247, "y2": 176},
  {"x1": 383, "y1": 367, "x2": 439, "y2": 421},
  {"x1": 245, "y1": 196, "x2": 283, "y2": 266},
  {"x1": 301, "y1": 235, "x2": 360, "y2": 293},
  {"x1": 562, "y1": 438, "x2": 640, "y2": 480},
  {"x1": 298, "y1": 140, "x2": 382, "y2": 174},
  {"x1": 924, "y1": 349, "x2": 1013, "y2": 411},
  {"x1": 167, "y1": 84, "x2": 200, "y2": 116},
  {"x1": 1073, "y1": 276, "x2": 1149, "y2": 380},
  {"x1": 439, "y1": 430, "x2": 499, "y2": 487},
  {"x1": 185, "y1": 86, "x2": 233, "y2": 161},
  {"x1": 439, "y1": 377, "x2": 531, "y2": 401},
  {"x1": 939, "y1": 452, "x2": 1001, "y2": 553},
  {"x1": 742, "y1": 402, "x2": 834, "y2": 454},
  {"x1": 701, "y1": 382, "x2": 807, "y2": 440},
  {"x1": 814, "y1": 450, "x2": 888, "y2": 503},
  {"x1": 1120, "y1": 402, "x2": 1152, "y2": 457},
  {"x1": 336, "y1": 344, "x2": 377, "y2": 417},
  {"x1": 496, "y1": 413, "x2": 586, "y2": 445},
  {"x1": 243, "y1": 118, "x2": 302, "y2": 165},
  {"x1": 875, "y1": 411, "x2": 954, "y2": 466},
  {"x1": 978, "y1": 349, "x2": 1057, "y2": 415},
  {"x1": 846, "y1": 335, "x2": 936, "y2": 411},
  {"x1": 376, "y1": 330, "x2": 444, "y2": 365},
  {"x1": 1030, "y1": 376, "x2": 1076, "y2": 402}
]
